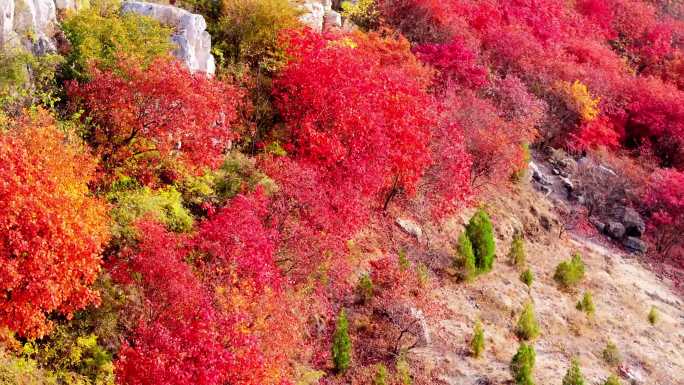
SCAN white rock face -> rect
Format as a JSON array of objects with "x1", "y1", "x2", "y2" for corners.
[
  {"x1": 299, "y1": 0, "x2": 341, "y2": 32},
  {"x1": 1, "y1": 0, "x2": 82, "y2": 53},
  {"x1": 121, "y1": 1, "x2": 215, "y2": 75}
]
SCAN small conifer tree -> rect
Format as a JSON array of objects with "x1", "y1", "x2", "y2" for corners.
[
  {"x1": 515, "y1": 302, "x2": 540, "y2": 341},
  {"x1": 357, "y1": 273, "x2": 374, "y2": 303},
  {"x1": 576, "y1": 291, "x2": 595, "y2": 316},
  {"x1": 466, "y1": 209, "x2": 496, "y2": 272},
  {"x1": 373, "y1": 364, "x2": 388, "y2": 385},
  {"x1": 562, "y1": 358, "x2": 586, "y2": 385},
  {"x1": 332, "y1": 309, "x2": 352, "y2": 373},
  {"x1": 604, "y1": 374, "x2": 622, "y2": 385},
  {"x1": 509, "y1": 232, "x2": 526, "y2": 269},
  {"x1": 398, "y1": 249, "x2": 410, "y2": 271},
  {"x1": 520, "y1": 268, "x2": 534, "y2": 288},
  {"x1": 648, "y1": 306, "x2": 658, "y2": 325},
  {"x1": 456, "y1": 231, "x2": 477, "y2": 281},
  {"x1": 471, "y1": 320, "x2": 485, "y2": 358},
  {"x1": 554, "y1": 253, "x2": 585, "y2": 288},
  {"x1": 396, "y1": 352, "x2": 412, "y2": 385},
  {"x1": 510, "y1": 343, "x2": 536, "y2": 385},
  {"x1": 602, "y1": 341, "x2": 622, "y2": 366}
]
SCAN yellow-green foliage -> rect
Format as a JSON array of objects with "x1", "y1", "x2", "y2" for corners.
[
  {"x1": 648, "y1": 306, "x2": 658, "y2": 325},
  {"x1": 455, "y1": 231, "x2": 477, "y2": 282},
  {"x1": 0, "y1": 49, "x2": 63, "y2": 113},
  {"x1": 601, "y1": 341, "x2": 621, "y2": 366},
  {"x1": 0, "y1": 349, "x2": 56, "y2": 385},
  {"x1": 576, "y1": 291, "x2": 595, "y2": 316},
  {"x1": 515, "y1": 302, "x2": 540, "y2": 341},
  {"x1": 520, "y1": 268, "x2": 534, "y2": 287},
  {"x1": 178, "y1": 152, "x2": 277, "y2": 207},
  {"x1": 395, "y1": 353, "x2": 411, "y2": 385},
  {"x1": 508, "y1": 232, "x2": 526, "y2": 269},
  {"x1": 108, "y1": 184, "x2": 194, "y2": 238},
  {"x1": 61, "y1": 0, "x2": 173, "y2": 79},
  {"x1": 554, "y1": 253, "x2": 585, "y2": 289},
  {"x1": 214, "y1": 0, "x2": 301, "y2": 70},
  {"x1": 471, "y1": 320, "x2": 485, "y2": 358},
  {"x1": 21, "y1": 328, "x2": 114, "y2": 385},
  {"x1": 604, "y1": 375, "x2": 622, "y2": 385},
  {"x1": 341, "y1": 0, "x2": 380, "y2": 30},
  {"x1": 372, "y1": 364, "x2": 388, "y2": 385},
  {"x1": 357, "y1": 273, "x2": 374, "y2": 303}
]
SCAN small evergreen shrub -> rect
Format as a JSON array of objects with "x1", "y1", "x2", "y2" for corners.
[
  {"x1": 399, "y1": 249, "x2": 411, "y2": 271},
  {"x1": 576, "y1": 291, "x2": 595, "y2": 316},
  {"x1": 455, "y1": 231, "x2": 477, "y2": 281},
  {"x1": 604, "y1": 374, "x2": 622, "y2": 385},
  {"x1": 357, "y1": 274, "x2": 374, "y2": 303},
  {"x1": 466, "y1": 209, "x2": 496, "y2": 273},
  {"x1": 515, "y1": 302, "x2": 540, "y2": 341},
  {"x1": 554, "y1": 253, "x2": 585, "y2": 288},
  {"x1": 648, "y1": 306, "x2": 658, "y2": 325},
  {"x1": 601, "y1": 341, "x2": 622, "y2": 366},
  {"x1": 562, "y1": 358, "x2": 586, "y2": 385},
  {"x1": 508, "y1": 232, "x2": 526, "y2": 269},
  {"x1": 471, "y1": 320, "x2": 485, "y2": 358},
  {"x1": 520, "y1": 269, "x2": 534, "y2": 287},
  {"x1": 396, "y1": 353, "x2": 412, "y2": 385},
  {"x1": 373, "y1": 364, "x2": 388, "y2": 385},
  {"x1": 332, "y1": 309, "x2": 352, "y2": 373},
  {"x1": 510, "y1": 343, "x2": 536, "y2": 385}
]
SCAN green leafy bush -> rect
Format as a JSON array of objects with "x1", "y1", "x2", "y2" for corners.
[
  {"x1": 515, "y1": 302, "x2": 540, "y2": 341},
  {"x1": 510, "y1": 343, "x2": 536, "y2": 385},
  {"x1": 471, "y1": 320, "x2": 485, "y2": 358},
  {"x1": 213, "y1": 0, "x2": 301, "y2": 70},
  {"x1": 562, "y1": 358, "x2": 586, "y2": 385},
  {"x1": 372, "y1": 364, "x2": 388, "y2": 385},
  {"x1": 520, "y1": 269, "x2": 534, "y2": 287},
  {"x1": 341, "y1": 0, "x2": 380, "y2": 30},
  {"x1": 61, "y1": 2, "x2": 173, "y2": 79},
  {"x1": 648, "y1": 306, "x2": 658, "y2": 325},
  {"x1": 357, "y1": 274, "x2": 374, "y2": 303},
  {"x1": 576, "y1": 291, "x2": 595, "y2": 316},
  {"x1": 554, "y1": 253, "x2": 585, "y2": 288},
  {"x1": 508, "y1": 232, "x2": 526, "y2": 269},
  {"x1": 455, "y1": 231, "x2": 477, "y2": 281},
  {"x1": 332, "y1": 309, "x2": 352, "y2": 373},
  {"x1": 466, "y1": 209, "x2": 496, "y2": 273},
  {"x1": 604, "y1": 374, "x2": 622, "y2": 385},
  {"x1": 108, "y1": 184, "x2": 194, "y2": 239},
  {"x1": 601, "y1": 341, "x2": 622, "y2": 366},
  {"x1": 396, "y1": 353, "x2": 411, "y2": 385},
  {"x1": 0, "y1": 49, "x2": 63, "y2": 114},
  {"x1": 0, "y1": 349, "x2": 56, "y2": 385}
]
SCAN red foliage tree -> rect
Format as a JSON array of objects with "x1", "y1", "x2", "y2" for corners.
[
  {"x1": 643, "y1": 169, "x2": 684, "y2": 266},
  {"x1": 413, "y1": 38, "x2": 488, "y2": 90},
  {"x1": 67, "y1": 57, "x2": 245, "y2": 184},
  {"x1": 0, "y1": 110, "x2": 109, "y2": 338}
]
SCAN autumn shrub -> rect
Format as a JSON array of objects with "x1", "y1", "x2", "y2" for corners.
[
  {"x1": 67, "y1": 57, "x2": 244, "y2": 184},
  {"x1": 562, "y1": 358, "x2": 586, "y2": 385},
  {"x1": 466, "y1": 209, "x2": 496, "y2": 273},
  {"x1": 341, "y1": 0, "x2": 380, "y2": 30},
  {"x1": 0, "y1": 110, "x2": 109, "y2": 338},
  {"x1": 576, "y1": 291, "x2": 595, "y2": 316},
  {"x1": 510, "y1": 343, "x2": 536, "y2": 385},
  {"x1": 0, "y1": 49, "x2": 63, "y2": 114},
  {"x1": 508, "y1": 232, "x2": 526, "y2": 269},
  {"x1": 520, "y1": 269, "x2": 534, "y2": 287},
  {"x1": 332, "y1": 309, "x2": 352, "y2": 373},
  {"x1": 0, "y1": 350, "x2": 55, "y2": 385},
  {"x1": 515, "y1": 302, "x2": 540, "y2": 341},
  {"x1": 643, "y1": 169, "x2": 684, "y2": 266},
  {"x1": 554, "y1": 253, "x2": 586, "y2": 289},
  {"x1": 470, "y1": 320, "x2": 485, "y2": 358},
  {"x1": 213, "y1": 0, "x2": 301, "y2": 70},
  {"x1": 61, "y1": 4, "x2": 173, "y2": 79},
  {"x1": 377, "y1": 0, "x2": 452, "y2": 44},
  {"x1": 602, "y1": 341, "x2": 622, "y2": 366}
]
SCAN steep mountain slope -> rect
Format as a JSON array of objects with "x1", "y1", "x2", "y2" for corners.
[{"x1": 408, "y1": 182, "x2": 684, "y2": 384}]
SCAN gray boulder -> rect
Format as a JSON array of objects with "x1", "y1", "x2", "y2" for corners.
[
  {"x1": 614, "y1": 206, "x2": 645, "y2": 237},
  {"x1": 121, "y1": 1, "x2": 215, "y2": 74},
  {"x1": 606, "y1": 221, "x2": 626, "y2": 239},
  {"x1": 529, "y1": 161, "x2": 552, "y2": 186},
  {"x1": 396, "y1": 218, "x2": 422, "y2": 239},
  {"x1": 623, "y1": 237, "x2": 647, "y2": 253}
]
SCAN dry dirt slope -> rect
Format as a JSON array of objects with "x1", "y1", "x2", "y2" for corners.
[{"x1": 409, "y1": 184, "x2": 684, "y2": 385}]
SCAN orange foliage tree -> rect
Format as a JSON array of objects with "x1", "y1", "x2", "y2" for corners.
[{"x1": 0, "y1": 110, "x2": 109, "y2": 338}]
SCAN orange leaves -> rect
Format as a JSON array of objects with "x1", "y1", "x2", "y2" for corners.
[{"x1": 0, "y1": 109, "x2": 109, "y2": 338}]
